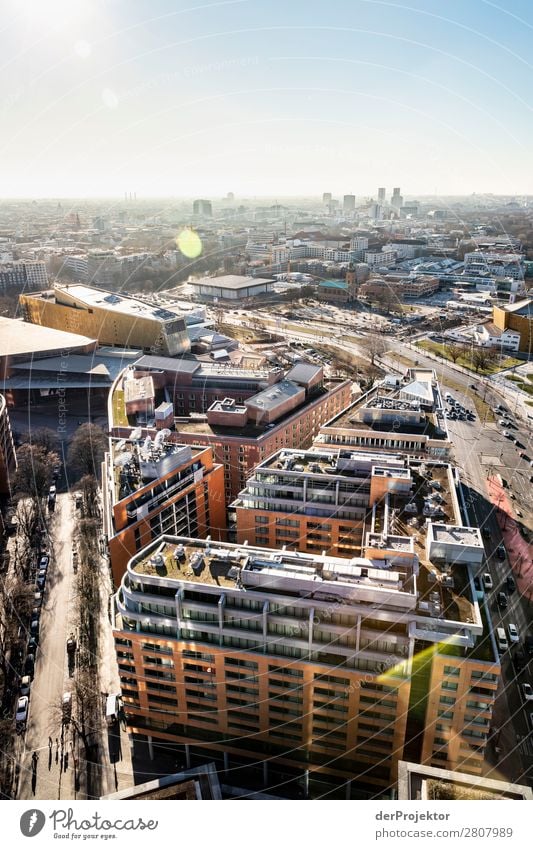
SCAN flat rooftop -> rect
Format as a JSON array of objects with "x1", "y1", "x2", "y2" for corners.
[
  {"x1": 430, "y1": 524, "x2": 482, "y2": 547},
  {"x1": 319, "y1": 383, "x2": 446, "y2": 440},
  {"x1": 130, "y1": 537, "x2": 408, "y2": 596},
  {"x1": 191, "y1": 274, "x2": 273, "y2": 290},
  {"x1": 110, "y1": 437, "x2": 201, "y2": 502},
  {"x1": 174, "y1": 383, "x2": 333, "y2": 438},
  {"x1": 51, "y1": 284, "x2": 183, "y2": 323},
  {"x1": 125, "y1": 532, "x2": 484, "y2": 637}
]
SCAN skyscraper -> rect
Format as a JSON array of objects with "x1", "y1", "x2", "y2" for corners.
[
  {"x1": 378, "y1": 187, "x2": 386, "y2": 204},
  {"x1": 343, "y1": 194, "x2": 355, "y2": 212},
  {"x1": 193, "y1": 199, "x2": 213, "y2": 216},
  {"x1": 391, "y1": 187, "x2": 403, "y2": 210}
]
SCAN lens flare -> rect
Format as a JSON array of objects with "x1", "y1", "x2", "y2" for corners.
[{"x1": 176, "y1": 228, "x2": 202, "y2": 259}]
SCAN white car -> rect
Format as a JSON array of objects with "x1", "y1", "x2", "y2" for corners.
[
  {"x1": 507, "y1": 623, "x2": 519, "y2": 644},
  {"x1": 16, "y1": 696, "x2": 29, "y2": 724},
  {"x1": 521, "y1": 683, "x2": 533, "y2": 702},
  {"x1": 62, "y1": 692, "x2": 72, "y2": 722},
  {"x1": 482, "y1": 572, "x2": 493, "y2": 590}
]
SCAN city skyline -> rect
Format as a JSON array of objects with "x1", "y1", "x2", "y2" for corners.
[{"x1": 1, "y1": 0, "x2": 532, "y2": 197}]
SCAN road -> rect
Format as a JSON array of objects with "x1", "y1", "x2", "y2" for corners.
[
  {"x1": 14, "y1": 491, "x2": 134, "y2": 800},
  {"x1": 17, "y1": 493, "x2": 78, "y2": 800}
]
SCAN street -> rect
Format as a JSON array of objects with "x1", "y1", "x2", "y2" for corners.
[
  {"x1": 15, "y1": 493, "x2": 134, "y2": 799},
  {"x1": 17, "y1": 493, "x2": 78, "y2": 799}
]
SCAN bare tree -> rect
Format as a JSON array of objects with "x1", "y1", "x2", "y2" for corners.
[
  {"x1": 67, "y1": 424, "x2": 108, "y2": 481},
  {"x1": 446, "y1": 343, "x2": 467, "y2": 364},
  {"x1": 359, "y1": 333, "x2": 389, "y2": 366},
  {"x1": 13, "y1": 444, "x2": 59, "y2": 500},
  {"x1": 77, "y1": 475, "x2": 100, "y2": 519},
  {"x1": 471, "y1": 347, "x2": 497, "y2": 373}
]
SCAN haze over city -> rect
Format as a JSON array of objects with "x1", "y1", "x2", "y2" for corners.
[{"x1": 1, "y1": 0, "x2": 533, "y2": 197}]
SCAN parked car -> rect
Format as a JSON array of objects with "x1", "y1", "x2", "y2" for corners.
[
  {"x1": 62, "y1": 692, "x2": 72, "y2": 723},
  {"x1": 24, "y1": 654, "x2": 35, "y2": 678},
  {"x1": 30, "y1": 618, "x2": 39, "y2": 638},
  {"x1": 15, "y1": 696, "x2": 29, "y2": 725},
  {"x1": 482, "y1": 527, "x2": 491, "y2": 539},
  {"x1": 506, "y1": 574, "x2": 516, "y2": 592},
  {"x1": 514, "y1": 649, "x2": 526, "y2": 672},
  {"x1": 38, "y1": 555, "x2": 49, "y2": 570},
  {"x1": 33, "y1": 592, "x2": 43, "y2": 608},
  {"x1": 496, "y1": 544, "x2": 506, "y2": 560},
  {"x1": 27, "y1": 636, "x2": 38, "y2": 655},
  {"x1": 508, "y1": 623, "x2": 520, "y2": 644},
  {"x1": 521, "y1": 683, "x2": 533, "y2": 702},
  {"x1": 503, "y1": 430, "x2": 513, "y2": 439},
  {"x1": 482, "y1": 572, "x2": 493, "y2": 590},
  {"x1": 19, "y1": 675, "x2": 31, "y2": 697},
  {"x1": 497, "y1": 591, "x2": 508, "y2": 609}
]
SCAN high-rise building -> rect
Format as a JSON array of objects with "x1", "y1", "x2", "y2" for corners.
[
  {"x1": 322, "y1": 192, "x2": 332, "y2": 204},
  {"x1": 378, "y1": 187, "x2": 386, "y2": 204},
  {"x1": 102, "y1": 438, "x2": 226, "y2": 584},
  {"x1": 20, "y1": 284, "x2": 190, "y2": 356},
  {"x1": 193, "y1": 199, "x2": 213, "y2": 216},
  {"x1": 109, "y1": 358, "x2": 352, "y2": 503},
  {"x1": 87, "y1": 250, "x2": 120, "y2": 287},
  {"x1": 113, "y1": 521, "x2": 498, "y2": 797},
  {"x1": 0, "y1": 394, "x2": 16, "y2": 494},
  {"x1": 391, "y1": 187, "x2": 403, "y2": 210},
  {"x1": 343, "y1": 194, "x2": 356, "y2": 213},
  {"x1": 0, "y1": 261, "x2": 48, "y2": 291}
]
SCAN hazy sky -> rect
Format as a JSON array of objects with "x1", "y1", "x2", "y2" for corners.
[{"x1": 1, "y1": 0, "x2": 532, "y2": 198}]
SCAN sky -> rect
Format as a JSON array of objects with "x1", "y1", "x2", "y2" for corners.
[{"x1": 0, "y1": 0, "x2": 532, "y2": 198}]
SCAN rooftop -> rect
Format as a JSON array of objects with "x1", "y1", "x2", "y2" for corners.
[
  {"x1": 109, "y1": 437, "x2": 202, "y2": 502},
  {"x1": 124, "y1": 530, "x2": 485, "y2": 640},
  {"x1": 52, "y1": 284, "x2": 182, "y2": 323},
  {"x1": 0, "y1": 316, "x2": 96, "y2": 358},
  {"x1": 500, "y1": 297, "x2": 533, "y2": 316},
  {"x1": 190, "y1": 274, "x2": 273, "y2": 290}
]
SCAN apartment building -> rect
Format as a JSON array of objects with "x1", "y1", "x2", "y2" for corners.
[
  {"x1": 315, "y1": 369, "x2": 451, "y2": 460},
  {"x1": 231, "y1": 448, "x2": 460, "y2": 558},
  {"x1": 0, "y1": 394, "x2": 16, "y2": 494},
  {"x1": 464, "y1": 251, "x2": 524, "y2": 280},
  {"x1": 20, "y1": 283, "x2": 190, "y2": 356},
  {"x1": 364, "y1": 249, "x2": 397, "y2": 268},
  {"x1": 113, "y1": 522, "x2": 498, "y2": 798},
  {"x1": 109, "y1": 358, "x2": 352, "y2": 503},
  {"x1": 0, "y1": 260, "x2": 47, "y2": 291},
  {"x1": 102, "y1": 436, "x2": 226, "y2": 585}
]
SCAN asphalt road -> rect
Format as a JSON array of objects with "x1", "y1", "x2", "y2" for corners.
[{"x1": 17, "y1": 492, "x2": 78, "y2": 800}]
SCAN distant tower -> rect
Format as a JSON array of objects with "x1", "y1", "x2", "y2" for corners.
[
  {"x1": 345, "y1": 262, "x2": 358, "y2": 302},
  {"x1": 193, "y1": 199, "x2": 213, "y2": 216},
  {"x1": 378, "y1": 187, "x2": 386, "y2": 204},
  {"x1": 323, "y1": 192, "x2": 332, "y2": 204},
  {"x1": 343, "y1": 194, "x2": 355, "y2": 213},
  {"x1": 226, "y1": 192, "x2": 234, "y2": 201},
  {"x1": 391, "y1": 187, "x2": 403, "y2": 209},
  {"x1": 345, "y1": 262, "x2": 357, "y2": 287}
]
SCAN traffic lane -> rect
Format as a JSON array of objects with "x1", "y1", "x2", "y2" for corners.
[{"x1": 18, "y1": 495, "x2": 76, "y2": 800}]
